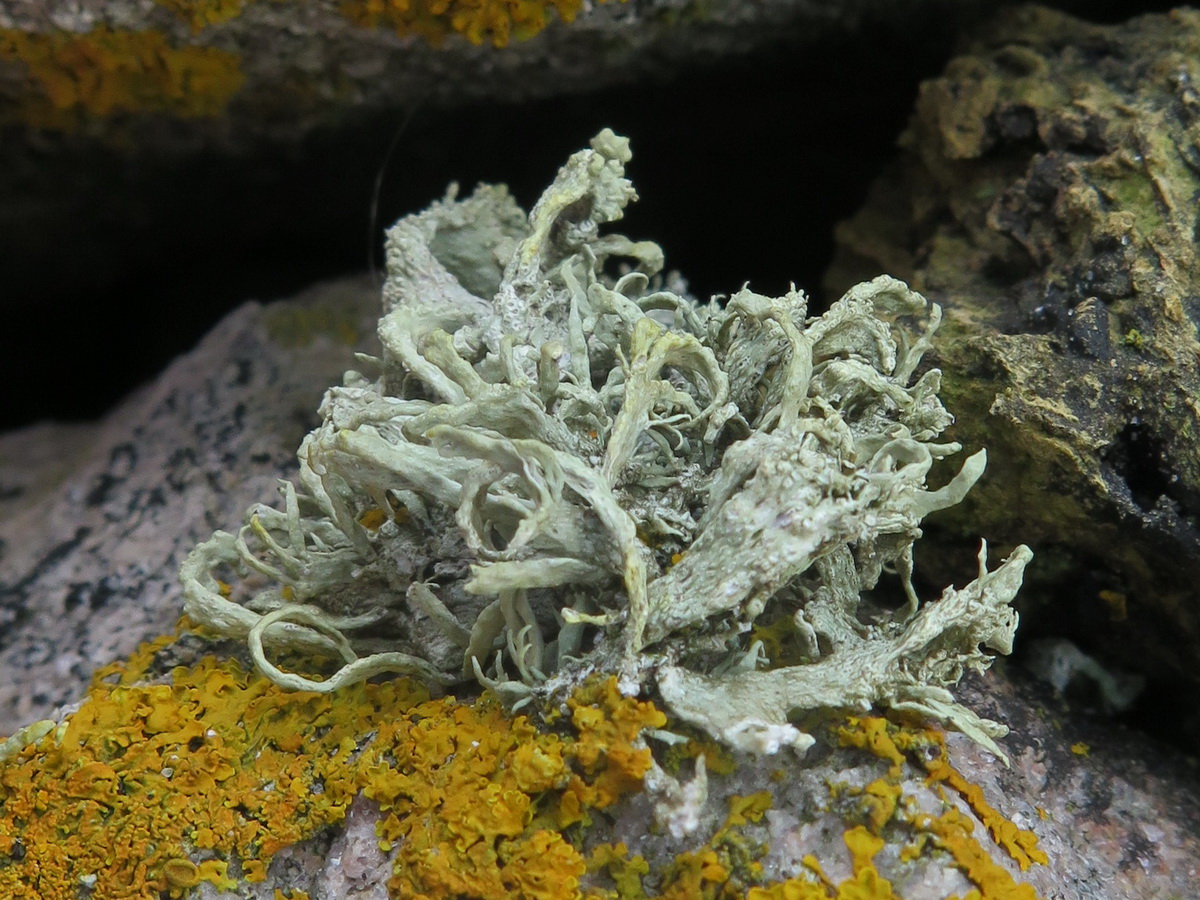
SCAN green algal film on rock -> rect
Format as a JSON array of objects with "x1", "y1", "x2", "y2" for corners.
[{"x1": 181, "y1": 129, "x2": 1031, "y2": 760}]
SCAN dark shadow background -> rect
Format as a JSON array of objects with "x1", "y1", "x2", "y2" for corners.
[{"x1": 0, "y1": 0, "x2": 1178, "y2": 430}]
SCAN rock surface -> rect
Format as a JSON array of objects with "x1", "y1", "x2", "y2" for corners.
[
  {"x1": 3, "y1": 5, "x2": 1200, "y2": 895},
  {"x1": 826, "y1": 4, "x2": 1200, "y2": 724},
  {"x1": 0, "y1": 0, "x2": 992, "y2": 147},
  {"x1": 0, "y1": 275, "x2": 379, "y2": 734},
  {"x1": 1, "y1": 264, "x2": 1197, "y2": 900},
  {"x1": 175, "y1": 670, "x2": 1200, "y2": 899}
]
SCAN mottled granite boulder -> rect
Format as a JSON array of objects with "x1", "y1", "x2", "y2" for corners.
[
  {"x1": 826, "y1": 5, "x2": 1200, "y2": 716},
  {"x1": 1, "y1": 271, "x2": 1197, "y2": 900},
  {"x1": 0, "y1": 275, "x2": 379, "y2": 734}
]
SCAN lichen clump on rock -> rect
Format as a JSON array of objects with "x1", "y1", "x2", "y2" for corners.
[{"x1": 182, "y1": 129, "x2": 1031, "y2": 758}]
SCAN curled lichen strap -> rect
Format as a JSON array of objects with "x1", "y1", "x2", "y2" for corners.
[
  {"x1": 501, "y1": 589, "x2": 546, "y2": 683},
  {"x1": 465, "y1": 557, "x2": 610, "y2": 594},
  {"x1": 379, "y1": 307, "x2": 468, "y2": 405},
  {"x1": 182, "y1": 532, "x2": 336, "y2": 656},
  {"x1": 601, "y1": 317, "x2": 728, "y2": 485},
  {"x1": 248, "y1": 605, "x2": 454, "y2": 693},
  {"x1": 421, "y1": 329, "x2": 487, "y2": 399}
]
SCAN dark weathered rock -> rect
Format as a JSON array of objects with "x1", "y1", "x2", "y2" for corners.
[
  {"x1": 0, "y1": 0, "x2": 984, "y2": 147},
  {"x1": 825, "y1": 5, "x2": 1200, "y2": 713}
]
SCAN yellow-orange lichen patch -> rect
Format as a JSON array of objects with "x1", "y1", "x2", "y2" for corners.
[
  {"x1": 586, "y1": 791, "x2": 776, "y2": 900},
  {"x1": 923, "y1": 758, "x2": 1047, "y2": 872},
  {"x1": 860, "y1": 777, "x2": 904, "y2": 833},
  {"x1": 783, "y1": 825, "x2": 898, "y2": 900},
  {"x1": 565, "y1": 676, "x2": 667, "y2": 811},
  {"x1": 653, "y1": 846, "x2": 731, "y2": 900},
  {"x1": 0, "y1": 626, "x2": 662, "y2": 900},
  {"x1": 912, "y1": 808, "x2": 1041, "y2": 900},
  {"x1": 154, "y1": 0, "x2": 254, "y2": 32},
  {"x1": 834, "y1": 715, "x2": 906, "y2": 777},
  {"x1": 0, "y1": 26, "x2": 244, "y2": 126},
  {"x1": 835, "y1": 715, "x2": 1048, "y2": 900},
  {"x1": 366, "y1": 675, "x2": 665, "y2": 898},
  {"x1": 744, "y1": 878, "x2": 830, "y2": 900},
  {"x1": 0, "y1": 648, "x2": 408, "y2": 897},
  {"x1": 588, "y1": 841, "x2": 652, "y2": 899},
  {"x1": 341, "y1": 0, "x2": 626, "y2": 47}
]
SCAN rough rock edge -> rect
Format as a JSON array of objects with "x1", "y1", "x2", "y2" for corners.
[
  {"x1": 0, "y1": 275, "x2": 380, "y2": 734},
  {"x1": 824, "y1": 4, "x2": 1200, "y2": 704}
]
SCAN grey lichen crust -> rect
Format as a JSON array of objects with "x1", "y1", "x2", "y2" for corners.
[{"x1": 181, "y1": 129, "x2": 1031, "y2": 758}]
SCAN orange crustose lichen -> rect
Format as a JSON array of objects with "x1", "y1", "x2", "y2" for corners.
[
  {"x1": 586, "y1": 791, "x2": 772, "y2": 900},
  {"x1": 0, "y1": 0, "x2": 623, "y2": 129},
  {"x1": 340, "y1": 0, "x2": 626, "y2": 47},
  {"x1": 835, "y1": 716, "x2": 1048, "y2": 900},
  {"x1": 0, "y1": 25, "x2": 244, "y2": 124},
  {"x1": 0, "y1": 627, "x2": 663, "y2": 899},
  {"x1": 153, "y1": 0, "x2": 255, "y2": 33},
  {"x1": 0, "y1": 631, "x2": 1047, "y2": 900}
]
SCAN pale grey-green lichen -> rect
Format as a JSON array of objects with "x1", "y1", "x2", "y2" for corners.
[
  {"x1": 0, "y1": 720, "x2": 57, "y2": 764},
  {"x1": 181, "y1": 129, "x2": 1031, "y2": 759}
]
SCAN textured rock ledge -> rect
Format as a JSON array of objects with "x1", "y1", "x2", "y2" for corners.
[
  {"x1": 826, "y1": 4, "x2": 1200, "y2": 729},
  {"x1": 0, "y1": 0, "x2": 989, "y2": 147}
]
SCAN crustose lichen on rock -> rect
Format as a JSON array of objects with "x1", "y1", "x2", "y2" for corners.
[{"x1": 181, "y1": 128, "x2": 1032, "y2": 761}]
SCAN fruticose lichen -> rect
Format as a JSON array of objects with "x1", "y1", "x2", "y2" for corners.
[{"x1": 182, "y1": 128, "x2": 1031, "y2": 759}]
